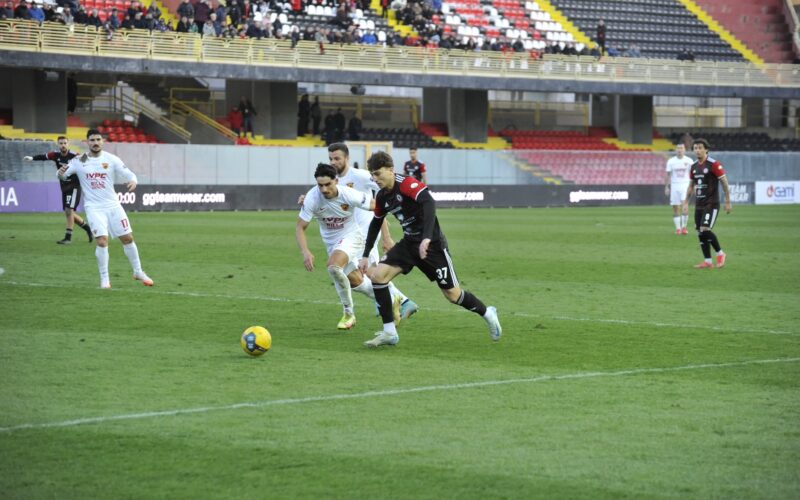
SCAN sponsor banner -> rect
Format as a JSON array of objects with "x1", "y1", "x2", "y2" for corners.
[
  {"x1": 0, "y1": 182, "x2": 67, "y2": 213},
  {"x1": 722, "y1": 183, "x2": 754, "y2": 205},
  {"x1": 0, "y1": 183, "x2": 681, "y2": 211},
  {"x1": 755, "y1": 181, "x2": 800, "y2": 205}
]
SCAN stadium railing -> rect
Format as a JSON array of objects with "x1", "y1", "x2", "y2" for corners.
[{"x1": 2, "y1": 20, "x2": 799, "y2": 89}]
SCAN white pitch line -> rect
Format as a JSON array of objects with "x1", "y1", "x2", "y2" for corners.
[
  {"x1": 1, "y1": 357, "x2": 798, "y2": 434},
  {"x1": 3, "y1": 280, "x2": 798, "y2": 337}
]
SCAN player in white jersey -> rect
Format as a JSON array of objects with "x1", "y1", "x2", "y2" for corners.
[
  {"x1": 58, "y1": 129, "x2": 154, "y2": 289},
  {"x1": 297, "y1": 163, "x2": 384, "y2": 329},
  {"x1": 327, "y1": 143, "x2": 419, "y2": 320},
  {"x1": 665, "y1": 142, "x2": 693, "y2": 235}
]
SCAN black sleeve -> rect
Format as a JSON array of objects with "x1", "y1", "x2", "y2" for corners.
[
  {"x1": 417, "y1": 189, "x2": 436, "y2": 241},
  {"x1": 362, "y1": 215, "x2": 385, "y2": 258},
  {"x1": 31, "y1": 154, "x2": 50, "y2": 161}
]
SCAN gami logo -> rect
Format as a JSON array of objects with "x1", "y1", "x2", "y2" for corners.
[{"x1": 766, "y1": 184, "x2": 794, "y2": 200}]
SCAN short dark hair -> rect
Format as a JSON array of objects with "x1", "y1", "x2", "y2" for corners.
[
  {"x1": 367, "y1": 151, "x2": 394, "y2": 172},
  {"x1": 57, "y1": 135, "x2": 67, "y2": 141},
  {"x1": 86, "y1": 128, "x2": 102, "y2": 139},
  {"x1": 327, "y1": 142, "x2": 349, "y2": 157},
  {"x1": 409, "y1": 147, "x2": 417, "y2": 152},
  {"x1": 314, "y1": 162, "x2": 338, "y2": 180},
  {"x1": 692, "y1": 138, "x2": 710, "y2": 150}
]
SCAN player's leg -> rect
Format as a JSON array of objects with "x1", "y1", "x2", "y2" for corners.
[
  {"x1": 111, "y1": 208, "x2": 154, "y2": 286},
  {"x1": 702, "y1": 206, "x2": 725, "y2": 267},
  {"x1": 69, "y1": 187, "x2": 93, "y2": 242},
  {"x1": 694, "y1": 208, "x2": 714, "y2": 269},
  {"x1": 421, "y1": 241, "x2": 502, "y2": 341},
  {"x1": 671, "y1": 204, "x2": 681, "y2": 233},
  {"x1": 679, "y1": 188, "x2": 689, "y2": 233},
  {"x1": 364, "y1": 261, "x2": 404, "y2": 347},
  {"x1": 87, "y1": 209, "x2": 112, "y2": 288},
  {"x1": 367, "y1": 245, "x2": 417, "y2": 321},
  {"x1": 57, "y1": 188, "x2": 77, "y2": 244},
  {"x1": 328, "y1": 249, "x2": 356, "y2": 329}
]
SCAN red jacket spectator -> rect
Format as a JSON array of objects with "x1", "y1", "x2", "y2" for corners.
[{"x1": 228, "y1": 107, "x2": 244, "y2": 133}]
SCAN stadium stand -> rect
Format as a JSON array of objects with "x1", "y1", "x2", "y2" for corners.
[
  {"x1": 500, "y1": 129, "x2": 619, "y2": 150},
  {"x1": 667, "y1": 131, "x2": 800, "y2": 151},
  {"x1": 515, "y1": 150, "x2": 665, "y2": 184},
  {"x1": 691, "y1": 0, "x2": 795, "y2": 63},
  {"x1": 548, "y1": 0, "x2": 747, "y2": 61},
  {"x1": 98, "y1": 118, "x2": 161, "y2": 143},
  {"x1": 360, "y1": 127, "x2": 454, "y2": 148}
]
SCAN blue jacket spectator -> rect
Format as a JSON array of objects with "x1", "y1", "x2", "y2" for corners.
[{"x1": 28, "y1": 1, "x2": 44, "y2": 21}]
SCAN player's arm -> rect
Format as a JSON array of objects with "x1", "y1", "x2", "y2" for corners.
[
  {"x1": 295, "y1": 217, "x2": 315, "y2": 272},
  {"x1": 421, "y1": 163, "x2": 428, "y2": 184},
  {"x1": 664, "y1": 170, "x2": 671, "y2": 196},
  {"x1": 379, "y1": 218, "x2": 394, "y2": 253},
  {"x1": 719, "y1": 175, "x2": 732, "y2": 214},
  {"x1": 359, "y1": 215, "x2": 385, "y2": 273},
  {"x1": 682, "y1": 179, "x2": 694, "y2": 212},
  {"x1": 416, "y1": 188, "x2": 437, "y2": 259},
  {"x1": 24, "y1": 153, "x2": 51, "y2": 162},
  {"x1": 58, "y1": 159, "x2": 77, "y2": 180}
]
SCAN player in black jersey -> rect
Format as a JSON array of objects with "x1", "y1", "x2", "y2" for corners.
[
  {"x1": 358, "y1": 151, "x2": 501, "y2": 348},
  {"x1": 682, "y1": 138, "x2": 731, "y2": 269},
  {"x1": 402, "y1": 147, "x2": 428, "y2": 183},
  {"x1": 23, "y1": 136, "x2": 93, "y2": 244}
]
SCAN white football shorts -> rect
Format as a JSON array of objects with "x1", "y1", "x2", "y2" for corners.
[
  {"x1": 87, "y1": 204, "x2": 133, "y2": 238},
  {"x1": 670, "y1": 184, "x2": 690, "y2": 205},
  {"x1": 327, "y1": 232, "x2": 366, "y2": 275}
]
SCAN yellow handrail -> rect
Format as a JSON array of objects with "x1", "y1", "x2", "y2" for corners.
[{"x1": 170, "y1": 99, "x2": 236, "y2": 142}]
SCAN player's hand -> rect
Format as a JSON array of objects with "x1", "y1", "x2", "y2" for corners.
[
  {"x1": 725, "y1": 201, "x2": 732, "y2": 214},
  {"x1": 126, "y1": 181, "x2": 137, "y2": 192},
  {"x1": 297, "y1": 194, "x2": 306, "y2": 205},
  {"x1": 664, "y1": 186, "x2": 669, "y2": 196},
  {"x1": 23, "y1": 156, "x2": 33, "y2": 161},
  {"x1": 419, "y1": 238, "x2": 431, "y2": 260},
  {"x1": 57, "y1": 166, "x2": 68, "y2": 178},
  {"x1": 358, "y1": 257, "x2": 369, "y2": 274},
  {"x1": 302, "y1": 251, "x2": 315, "y2": 271}
]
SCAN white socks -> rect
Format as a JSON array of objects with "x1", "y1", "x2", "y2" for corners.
[
  {"x1": 681, "y1": 215, "x2": 688, "y2": 229},
  {"x1": 123, "y1": 242, "x2": 143, "y2": 274},
  {"x1": 673, "y1": 216, "x2": 681, "y2": 230},
  {"x1": 352, "y1": 275, "x2": 375, "y2": 298},
  {"x1": 96, "y1": 246, "x2": 109, "y2": 283},
  {"x1": 328, "y1": 265, "x2": 354, "y2": 314},
  {"x1": 388, "y1": 282, "x2": 407, "y2": 304}
]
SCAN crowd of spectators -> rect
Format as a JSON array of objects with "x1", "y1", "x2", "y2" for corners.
[{"x1": 0, "y1": 0, "x2": 702, "y2": 60}]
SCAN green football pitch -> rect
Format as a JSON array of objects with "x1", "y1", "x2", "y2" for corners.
[{"x1": 1, "y1": 206, "x2": 798, "y2": 499}]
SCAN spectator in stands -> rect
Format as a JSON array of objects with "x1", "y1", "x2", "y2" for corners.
[
  {"x1": 290, "y1": 25, "x2": 300, "y2": 47},
  {"x1": 86, "y1": 8, "x2": 102, "y2": 27},
  {"x1": 28, "y1": 0, "x2": 44, "y2": 22},
  {"x1": 238, "y1": 96, "x2": 256, "y2": 137},
  {"x1": 607, "y1": 45, "x2": 621, "y2": 57},
  {"x1": 596, "y1": 18, "x2": 605, "y2": 55},
  {"x1": 624, "y1": 44, "x2": 641, "y2": 58},
  {"x1": 194, "y1": 0, "x2": 211, "y2": 31},
  {"x1": 362, "y1": 30, "x2": 378, "y2": 45},
  {"x1": 246, "y1": 19, "x2": 268, "y2": 38},
  {"x1": 677, "y1": 48, "x2": 695, "y2": 62},
  {"x1": 120, "y1": 13, "x2": 134, "y2": 29},
  {"x1": 227, "y1": 106, "x2": 244, "y2": 137},
  {"x1": 176, "y1": 15, "x2": 193, "y2": 32},
  {"x1": 177, "y1": 0, "x2": 194, "y2": 22},
  {"x1": 106, "y1": 7, "x2": 120, "y2": 29},
  {"x1": 228, "y1": 1, "x2": 242, "y2": 27},
  {"x1": 42, "y1": 3, "x2": 56, "y2": 22},
  {"x1": 59, "y1": 6, "x2": 74, "y2": 24},
  {"x1": 347, "y1": 113, "x2": 362, "y2": 141},
  {"x1": 310, "y1": 96, "x2": 322, "y2": 135},
  {"x1": 132, "y1": 11, "x2": 146, "y2": 28},
  {"x1": 202, "y1": 17, "x2": 217, "y2": 36},
  {"x1": 380, "y1": 0, "x2": 389, "y2": 18},
  {"x1": 127, "y1": 1, "x2": 142, "y2": 21},
  {"x1": 562, "y1": 42, "x2": 578, "y2": 56},
  {"x1": 297, "y1": 93, "x2": 310, "y2": 136},
  {"x1": 335, "y1": 4, "x2": 349, "y2": 29},
  {"x1": 215, "y1": 1, "x2": 227, "y2": 24},
  {"x1": 67, "y1": 74, "x2": 77, "y2": 114},
  {"x1": 1, "y1": 1, "x2": 14, "y2": 19},
  {"x1": 323, "y1": 109, "x2": 335, "y2": 144},
  {"x1": 333, "y1": 108, "x2": 346, "y2": 142},
  {"x1": 147, "y1": 2, "x2": 161, "y2": 19},
  {"x1": 14, "y1": 0, "x2": 30, "y2": 19}
]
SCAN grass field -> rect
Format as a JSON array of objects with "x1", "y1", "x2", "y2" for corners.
[{"x1": 1, "y1": 206, "x2": 799, "y2": 499}]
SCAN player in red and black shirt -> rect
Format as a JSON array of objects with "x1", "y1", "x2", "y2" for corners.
[
  {"x1": 23, "y1": 136, "x2": 93, "y2": 244},
  {"x1": 402, "y1": 147, "x2": 428, "y2": 183},
  {"x1": 357, "y1": 151, "x2": 501, "y2": 348},
  {"x1": 682, "y1": 138, "x2": 731, "y2": 269}
]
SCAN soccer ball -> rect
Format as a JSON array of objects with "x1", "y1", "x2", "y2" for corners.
[{"x1": 241, "y1": 326, "x2": 272, "y2": 357}]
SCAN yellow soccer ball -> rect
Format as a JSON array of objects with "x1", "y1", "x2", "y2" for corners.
[{"x1": 241, "y1": 326, "x2": 272, "y2": 357}]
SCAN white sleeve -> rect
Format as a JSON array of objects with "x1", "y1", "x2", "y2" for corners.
[
  {"x1": 665, "y1": 159, "x2": 672, "y2": 172},
  {"x1": 354, "y1": 169, "x2": 379, "y2": 192},
  {"x1": 113, "y1": 156, "x2": 138, "y2": 184},
  {"x1": 342, "y1": 186, "x2": 372, "y2": 211},
  {"x1": 61, "y1": 158, "x2": 78, "y2": 179},
  {"x1": 298, "y1": 188, "x2": 317, "y2": 222}
]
